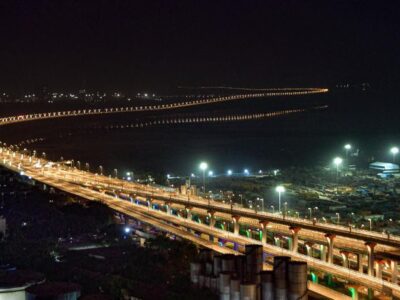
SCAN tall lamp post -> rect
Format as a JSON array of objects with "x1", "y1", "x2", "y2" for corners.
[
  {"x1": 391, "y1": 147, "x2": 399, "y2": 163},
  {"x1": 199, "y1": 162, "x2": 208, "y2": 195},
  {"x1": 344, "y1": 144, "x2": 351, "y2": 162},
  {"x1": 275, "y1": 185, "x2": 285, "y2": 213},
  {"x1": 333, "y1": 157, "x2": 343, "y2": 194}
]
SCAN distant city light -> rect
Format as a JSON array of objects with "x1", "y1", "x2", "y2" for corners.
[
  {"x1": 191, "y1": 173, "x2": 195, "y2": 177},
  {"x1": 124, "y1": 227, "x2": 131, "y2": 233},
  {"x1": 227, "y1": 169, "x2": 233, "y2": 176},
  {"x1": 208, "y1": 170, "x2": 213, "y2": 176},
  {"x1": 244, "y1": 169, "x2": 249, "y2": 175},
  {"x1": 344, "y1": 144, "x2": 352, "y2": 150}
]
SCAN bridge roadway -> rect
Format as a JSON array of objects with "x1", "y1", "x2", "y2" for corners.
[
  {"x1": 3, "y1": 162, "x2": 399, "y2": 298},
  {"x1": 0, "y1": 88, "x2": 328, "y2": 127},
  {"x1": 3, "y1": 150, "x2": 400, "y2": 255},
  {"x1": 45, "y1": 165, "x2": 400, "y2": 249}
]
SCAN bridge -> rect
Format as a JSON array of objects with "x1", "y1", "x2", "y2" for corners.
[{"x1": 2, "y1": 88, "x2": 397, "y2": 298}]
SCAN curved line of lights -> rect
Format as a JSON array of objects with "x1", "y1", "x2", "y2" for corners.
[{"x1": 0, "y1": 88, "x2": 328, "y2": 127}]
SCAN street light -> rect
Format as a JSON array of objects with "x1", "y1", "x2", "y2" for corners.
[
  {"x1": 336, "y1": 213, "x2": 340, "y2": 224},
  {"x1": 208, "y1": 170, "x2": 213, "y2": 177},
  {"x1": 199, "y1": 162, "x2": 208, "y2": 194},
  {"x1": 275, "y1": 185, "x2": 285, "y2": 213},
  {"x1": 391, "y1": 147, "x2": 399, "y2": 162},
  {"x1": 333, "y1": 157, "x2": 343, "y2": 176},
  {"x1": 333, "y1": 157, "x2": 343, "y2": 193},
  {"x1": 244, "y1": 169, "x2": 249, "y2": 175},
  {"x1": 227, "y1": 169, "x2": 233, "y2": 176},
  {"x1": 344, "y1": 144, "x2": 351, "y2": 159}
]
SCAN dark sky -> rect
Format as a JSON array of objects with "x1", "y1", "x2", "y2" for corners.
[{"x1": 0, "y1": 0, "x2": 399, "y2": 93}]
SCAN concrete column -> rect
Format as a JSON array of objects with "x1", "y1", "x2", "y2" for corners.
[
  {"x1": 274, "y1": 236, "x2": 281, "y2": 247},
  {"x1": 391, "y1": 260, "x2": 398, "y2": 284},
  {"x1": 208, "y1": 210, "x2": 216, "y2": 228},
  {"x1": 232, "y1": 215, "x2": 240, "y2": 235},
  {"x1": 365, "y1": 242, "x2": 376, "y2": 277},
  {"x1": 375, "y1": 260, "x2": 385, "y2": 279},
  {"x1": 357, "y1": 253, "x2": 364, "y2": 273},
  {"x1": 259, "y1": 221, "x2": 269, "y2": 244},
  {"x1": 148, "y1": 199, "x2": 154, "y2": 209},
  {"x1": 186, "y1": 207, "x2": 192, "y2": 220},
  {"x1": 325, "y1": 234, "x2": 336, "y2": 264},
  {"x1": 321, "y1": 245, "x2": 327, "y2": 262},
  {"x1": 340, "y1": 251, "x2": 350, "y2": 268},
  {"x1": 305, "y1": 242, "x2": 314, "y2": 257},
  {"x1": 166, "y1": 204, "x2": 171, "y2": 215},
  {"x1": 289, "y1": 226, "x2": 301, "y2": 253}
]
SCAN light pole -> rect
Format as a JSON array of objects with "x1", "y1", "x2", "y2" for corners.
[
  {"x1": 391, "y1": 147, "x2": 399, "y2": 163},
  {"x1": 314, "y1": 207, "x2": 319, "y2": 219},
  {"x1": 344, "y1": 144, "x2": 351, "y2": 160},
  {"x1": 275, "y1": 185, "x2": 285, "y2": 213},
  {"x1": 199, "y1": 162, "x2": 208, "y2": 195},
  {"x1": 270, "y1": 205, "x2": 274, "y2": 214},
  {"x1": 308, "y1": 207, "x2": 312, "y2": 219},
  {"x1": 284, "y1": 202, "x2": 288, "y2": 216},
  {"x1": 333, "y1": 157, "x2": 343, "y2": 194},
  {"x1": 368, "y1": 218, "x2": 372, "y2": 231},
  {"x1": 336, "y1": 213, "x2": 340, "y2": 224}
]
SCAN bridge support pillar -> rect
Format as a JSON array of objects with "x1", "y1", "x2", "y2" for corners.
[
  {"x1": 325, "y1": 234, "x2": 336, "y2": 264},
  {"x1": 166, "y1": 204, "x2": 171, "y2": 215},
  {"x1": 305, "y1": 242, "x2": 314, "y2": 257},
  {"x1": 207, "y1": 210, "x2": 216, "y2": 228},
  {"x1": 340, "y1": 251, "x2": 350, "y2": 268},
  {"x1": 391, "y1": 260, "x2": 398, "y2": 284},
  {"x1": 274, "y1": 236, "x2": 281, "y2": 247},
  {"x1": 357, "y1": 253, "x2": 364, "y2": 273},
  {"x1": 365, "y1": 242, "x2": 376, "y2": 277},
  {"x1": 289, "y1": 226, "x2": 301, "y2": 253},
  {"x1": 259, "y1": 221, "x2": 269, "y2": 244},
  {"x1": 375, "y1": 260, "x2": 385, "y2": 279},
  {"x1": 148, "y1": 199, "x2": 154, "y2": 209},
  {"x1": 232, "y1": 215, "x2": 240, "y2": 235},
  {"x1": 320, "y1": 245, "x2": 327, "y2": 262},
  {"x1": 186, "y1": 207, "x2": 192, "y2": 221}
]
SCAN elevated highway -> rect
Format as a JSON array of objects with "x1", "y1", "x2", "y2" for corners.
[{"x1": 2, "y1": 87, "x2": 399, "y2": 297}]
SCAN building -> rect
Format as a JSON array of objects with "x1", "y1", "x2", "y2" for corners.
[{"x1": 369, "y1": 162, "x2": 399, "y2": 175}]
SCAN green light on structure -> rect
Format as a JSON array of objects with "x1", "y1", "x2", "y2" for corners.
[
  {"x1": 259, "y1": 231, "x2": 262, "y2": 241},
  {"x1": 246, "y1": 230, "x2": 250, "y2": 238},
  {"x1": 348, "y1": 287, "x2": 356, "y2": 299},
  {"x1": 311, "y1": 272, "x2": 318, "y2": 283}
]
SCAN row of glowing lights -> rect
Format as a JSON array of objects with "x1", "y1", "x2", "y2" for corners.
[
  {"x1": 333, "y1": 144, "x2": 400, "y2": 167},
  {"x1": 1, "y1": 148, "x2": 397, "y2": 241},
  {"x1": 198, "y1": 161, "x2": 285, "y2": 192},
  {"x1": 0, "y1": 89, "x2": 327, "y2": 124}
]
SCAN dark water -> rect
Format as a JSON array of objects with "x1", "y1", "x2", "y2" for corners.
[{"x1": 1, "y1": 90, "x2": 400, "y2": 177}]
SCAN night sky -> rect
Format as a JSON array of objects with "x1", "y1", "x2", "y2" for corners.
[{"x1": 0, "y1": 1, "x2": 399, "y2": 93}]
